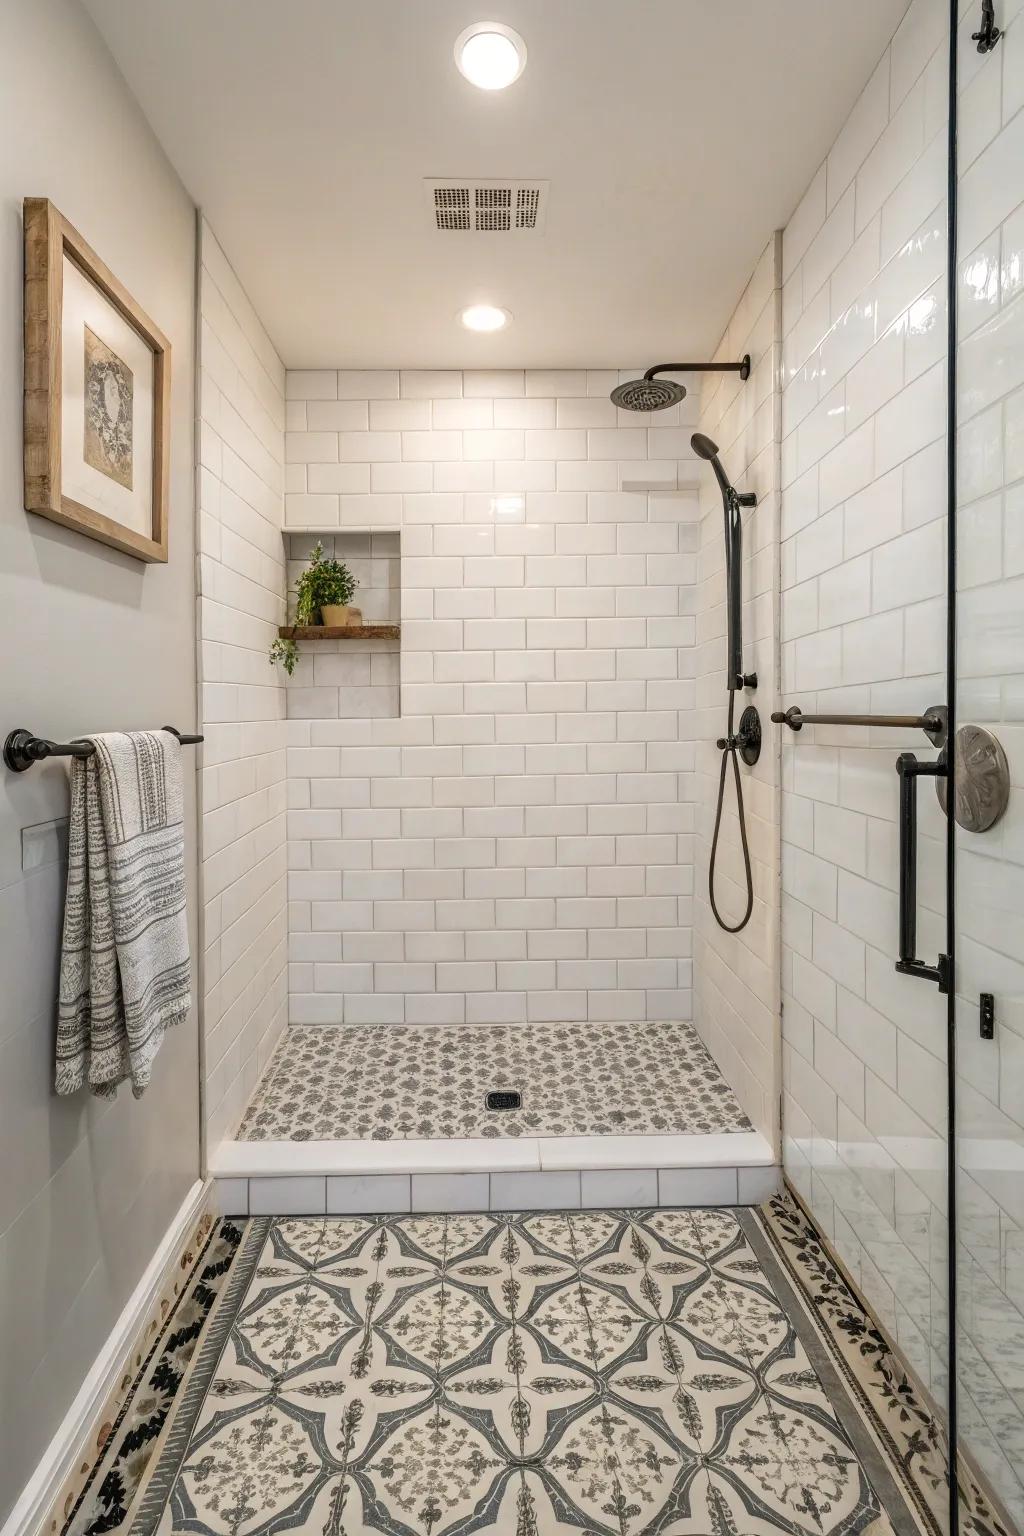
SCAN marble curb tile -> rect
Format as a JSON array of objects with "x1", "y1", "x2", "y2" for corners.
[
  {"x1": 580, "y1": 1168, "x2": 658, "y2": 1207},
  {"x1": 212, "y1": 1136, "x2": 541, "y2": 1177},
  {"x1": 327, "y1": 1174, "x2": 411, "y2": 1213},
  {"x1": 411, "y1": 1173, "x2": 490, "y2": 1211},
  {"x1": 490, "y1": 1171, "x2": 582, "y2": 1209}
]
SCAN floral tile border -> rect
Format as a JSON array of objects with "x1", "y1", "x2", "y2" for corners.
[
  {"x1": 238, "y1": 1020, "x2": 753, "y2": 1141},
  {"x1": 54, "y1": 1215, "x2": 243, "y2": 1536},
  {"x1": 754, "y1": 1189, "x2": 1016, "y2": 1536}
]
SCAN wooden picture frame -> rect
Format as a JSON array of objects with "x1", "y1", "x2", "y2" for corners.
[{"x1": 23, "y1": 197, "x2": 171, "y2": 563}]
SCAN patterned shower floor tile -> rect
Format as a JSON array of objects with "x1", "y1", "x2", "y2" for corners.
[
  {"x1": 124, "y1": 1207, "x2": 930, "y2": 1536},
  {"x1": 237, "y1": 1019, "x2": 752, "y2": 1140}
]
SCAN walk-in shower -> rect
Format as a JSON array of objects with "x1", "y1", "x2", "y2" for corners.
[{"x1": 613, "y1": 368, "x2": 760, "y2": 932}]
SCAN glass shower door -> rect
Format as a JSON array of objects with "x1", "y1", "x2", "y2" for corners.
[{"x1": 953, "y1": 1, "x2": 1024, "y2": 1529}]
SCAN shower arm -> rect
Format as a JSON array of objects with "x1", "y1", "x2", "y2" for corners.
[{"x1": 644, "y1": 356, "x2": 751, "y2": 382}]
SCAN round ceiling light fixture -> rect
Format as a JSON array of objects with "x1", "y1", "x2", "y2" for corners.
[
  {"x1": 454, "y1": 23, "x2": 527, "y2": 90},
  {"x1": 459, "y1": 303, "x2": 512, "y2": 332}
]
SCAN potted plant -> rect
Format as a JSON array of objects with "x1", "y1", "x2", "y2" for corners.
[
  {"x1": 269, "y1": 541, "x2": 360, "y2": 674},
  {"x1": 297, "y1": 541, "x2": 359, "y2": 626}
]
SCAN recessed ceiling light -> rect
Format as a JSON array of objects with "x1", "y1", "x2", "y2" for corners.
[
  {"x1": 459, "y1": 303, "x2": 511, "y2": 332},
  {"x1": 454, "y1": 23, "x2": 527, "y2": 91}
]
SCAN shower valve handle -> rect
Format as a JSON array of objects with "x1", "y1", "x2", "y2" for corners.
[{"x1": 717, "y1": 706, "x2": 762, "y2": 768}]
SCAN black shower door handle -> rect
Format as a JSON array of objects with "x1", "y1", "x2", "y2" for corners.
[{"x1": 895, "y1": 752, "x2": 950, "y2": 992}]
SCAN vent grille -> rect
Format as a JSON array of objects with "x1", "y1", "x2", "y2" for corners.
[
  {"x1": 516, "y1": 187, "x2": 540, "y2": 229},
  {"x1": 475, "y1": 186, "x2": 511, "y2": 231},
  {"x1": 425, "y1": 179, "x2": 548, "y2": 235},
  {"x1": 433, "y1": 186, "x2": 470, "y2": 231}
]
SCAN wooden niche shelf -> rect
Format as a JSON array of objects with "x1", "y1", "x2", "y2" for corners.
[{"x1": 278, "y1": 624, "x2": 401, "y2": 640}]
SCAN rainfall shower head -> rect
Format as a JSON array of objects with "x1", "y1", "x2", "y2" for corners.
[
  {"x1": 610, "y1": 355, "x2": 751, "y2": 412},
  {"x1": 610, "y1": 376, "x2": 686, "y2": 412}
]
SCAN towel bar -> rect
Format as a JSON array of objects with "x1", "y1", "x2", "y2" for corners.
[
  {"x1": 3, "y1": 726, "x2": 204, "y2": 773},
  {"x1": 771, "y1": 705, "x2": 947, "y2": 747}
]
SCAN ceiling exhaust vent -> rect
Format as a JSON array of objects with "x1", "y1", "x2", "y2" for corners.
[{"x1": 424, "y1": 179, "x2": 548, "y2": 235}]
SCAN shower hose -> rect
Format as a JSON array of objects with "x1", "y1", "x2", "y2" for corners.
[{"x1": 708, "y1": 690, "x2": 755, "y2": 933}]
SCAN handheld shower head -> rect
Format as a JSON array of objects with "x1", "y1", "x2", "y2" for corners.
[
  {"x1": 690, "y1": 432, "x2": 732, "y2": 499},
  {"x1": 610, "y1": 376, "x2": 686, "y2": 412},
  {"x1": 690, "y1": 432, "x2": 719, "y2": 460}
]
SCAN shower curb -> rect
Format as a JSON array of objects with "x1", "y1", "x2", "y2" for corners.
[{"x1": 209, "y1": 1130, "x2": 780, "y2": 1215}]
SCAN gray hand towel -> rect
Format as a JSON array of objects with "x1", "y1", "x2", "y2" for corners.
[{"x1": 55, "y1": 730, "x2": 191, "y2": 1098}]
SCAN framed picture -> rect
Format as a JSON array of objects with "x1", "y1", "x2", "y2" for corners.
[{"x1": 23, "y1": 197, "x2": 171, "y2": 563}]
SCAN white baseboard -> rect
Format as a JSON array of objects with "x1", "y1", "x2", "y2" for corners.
[{"x1": 1, "y1": 1179, "x2": 210, "y2": 1536}]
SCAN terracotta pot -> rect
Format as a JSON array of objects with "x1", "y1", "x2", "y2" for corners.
[{"x1": 321, "y1": 604, "x2": 361, "y2": 627}]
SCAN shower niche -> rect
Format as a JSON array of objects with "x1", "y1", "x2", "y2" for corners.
[{"x1": 283, "y1": 530, "x2": 401, "y2": 720}]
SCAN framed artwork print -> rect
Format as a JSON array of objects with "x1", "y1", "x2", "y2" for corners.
[{"x1": 23, "y1": 197, "x2": 171, "y2": 563}]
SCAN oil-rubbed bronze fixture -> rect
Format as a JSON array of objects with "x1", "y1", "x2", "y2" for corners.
[
  {"x1": 609, "y1": 357, "x2": 751, "y2": 412},
  {"x1": 896, "y1": 751, "x2": 951, "y2": 992},
  {"x1": 937, "y1": 724, "x2": 1010, "y2": 833},
  {"x1": 774, "y1": 701, "x2": 1012, "y2": 995},
  {"x1": 972, "y1": 0, "x2": 1001, "y2": 52},
  {"x1": 771, "y1": 705, "x2": 947, "y2": 745},
  {"x1": 685, "y1": 433, "x2": 761, "y2": 935},
  {"x1": 3, "y1": 725, "x2": 203, "y2": 773}
]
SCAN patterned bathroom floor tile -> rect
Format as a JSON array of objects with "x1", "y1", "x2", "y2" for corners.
[
  {"x1": 125, "y1": 1208, "x2": 928, "y2": 1536},
  {"x1": 237, "y1": 1019, "x2": 752, "y2": 1141}
]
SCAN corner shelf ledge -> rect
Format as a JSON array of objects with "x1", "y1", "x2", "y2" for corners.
[{"x1": 278, "y1": 624, "x2": 401, "y2": 640}]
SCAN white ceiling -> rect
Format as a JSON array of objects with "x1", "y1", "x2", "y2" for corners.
[{"x1": 84, "y1": 0, "x2": 909, "y2": 368}]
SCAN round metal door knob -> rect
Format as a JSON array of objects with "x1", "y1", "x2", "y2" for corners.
[{"x1": 937, "y1": 723, "x2": 1010, "y2": 833}]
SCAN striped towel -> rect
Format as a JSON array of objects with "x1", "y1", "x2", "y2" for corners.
[{"x1": 55, "y1": 731, "x2": 191, "y2": 1098}]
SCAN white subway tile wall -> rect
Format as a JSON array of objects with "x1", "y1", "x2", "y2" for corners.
[
  {"x1": 779, "y1": 0, "x2": 952, "y2": 1417},
  {"x1": 285, "y1": 369, "x2": 702, "y2": 1030},
  {"x1": 952, "y1": 0, "x2": 1024, "y2": 1519},
  {"x1": 197, "y1": 221, "x2": 289, "y2": 1144},
  {"x1": 693, "y1": 236, "x2": 783, "y2": 1147}
]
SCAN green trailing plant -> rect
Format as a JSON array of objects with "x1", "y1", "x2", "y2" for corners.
[
  {"x1": 269, "y1": 541, "x2": 358, "y2": 673},
  {"x1": 269, "y1": 636, "x2": 299, "y2": 675}
]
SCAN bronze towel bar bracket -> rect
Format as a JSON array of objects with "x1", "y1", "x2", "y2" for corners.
[
  {"x1": 771, "y1": 705, "x2": 947, "y2": 750},
  {"x1": 3, "y1": 726, "x2": 204, "y2": 773}
]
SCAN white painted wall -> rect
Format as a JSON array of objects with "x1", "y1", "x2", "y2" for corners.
[
  {"x1": 693, "y1": 237, "x2": 783, "y2": 1145},
  {"x1": 953, "y1": 0, "x2": 1024, "y2": 1518},
  {"x1": 283, "y1": 369, "x2": 700, "y2": 1028},
  {"x1": 778, "y1": 0, "x2": 951, "y2": 1412},
  {"x1": 196, "y1": 220, "x2": 288, "y2": 1146},
  {"x1": 0, "y1": 0, "x2": 198, "y2": 1520}
]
